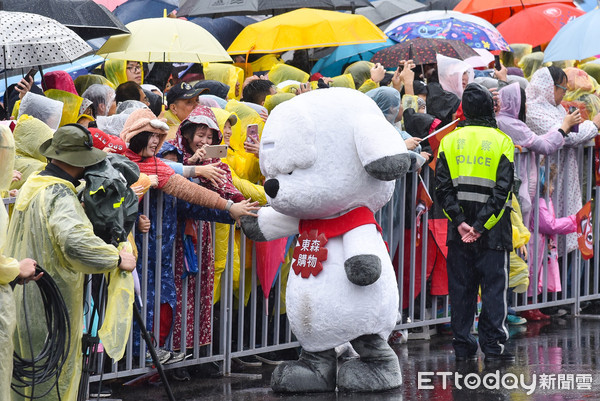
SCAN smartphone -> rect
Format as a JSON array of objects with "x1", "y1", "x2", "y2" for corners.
[
  {"x1": 24, "y1": 67, "x2": 37, "y2": 81},
  {"x1": 494, "y1": 55, "x2": 501, "y2": 71},
  {"x1": 204, "y1": 144, "x2": 228, "y2": 159},
  {"x1": 246, "y1": 124, "x2": 259, "y2": 143},
  {"x1": 569, "y1": 106, "x2": 579, "y2": 133}
]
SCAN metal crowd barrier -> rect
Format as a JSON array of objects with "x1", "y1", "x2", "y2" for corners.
[{"x1": 3, "y1": 141, "x2": 600, "y2": 386}]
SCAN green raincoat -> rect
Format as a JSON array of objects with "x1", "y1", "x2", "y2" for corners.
[
  {"x1": 7, "y1": 172, "x2": 120, "y2": 401},
  {"x1": 0, "y1": 125, "x2": 20, "y2": 401}
]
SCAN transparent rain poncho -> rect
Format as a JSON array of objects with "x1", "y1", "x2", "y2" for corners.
[
  {"x1": 0, "y1": 125, "x2": 20, "y2": 401},
  {"x1": 7, "y1": 168, "x2": 120, "y2": 401},
  {"x1": 203, "y1": 63, "x2": 244, "y2": 100},
  {"x1": 82, "y1": 84, "x2": 116, "y2": 117},
  {"x1": 17, "y1": 92, "x2": 63, "y2": 131}
]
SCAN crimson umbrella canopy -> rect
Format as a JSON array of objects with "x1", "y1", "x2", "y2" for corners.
[
  {"x1": 453, "y1": 0, "x2": 575, "y2": 25},
  {"x1": 0, "y1": 0, "x2": 129, "y2": 40},
  {"x1": 178, "y1": 0, "x2": 372, "y2": 18},
  {"x1": 497, "y1": 3, "x2": 584, "y2": 48},
  {"x1": 370, "y1": 37, "x2": 477, "y2": 67}
]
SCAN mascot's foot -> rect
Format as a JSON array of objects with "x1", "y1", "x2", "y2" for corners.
[
  {"x1": 338, "y1": 334, "x2": 402, "y2": 392},
  {"x1": 271, "y1": 349, "x2": 337, "y2": 393}
]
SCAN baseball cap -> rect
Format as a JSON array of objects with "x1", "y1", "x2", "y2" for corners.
[{"x1": 166, "y1": 82, "x2": 208, "y2": 106}]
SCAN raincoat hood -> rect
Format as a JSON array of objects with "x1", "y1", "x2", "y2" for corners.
[
  {"x1": 16, "y1": 173, "x2": 76, "y2": 210},
  {"x1": 366, "y1": 87, "x2": 401, "y2": 124},
  {"x1": 268, "y1": 63, "x2": 309, "y2": 86},
  {"x1": 18, "y1": 92, "x2": 63, "y2": 131},
  {"x1": 525, "y1": 67, "x2": 567, "y2": 136},
  {"x1": 104, "y1": 59, "x2": 144, "y2": 87},
  {"x1": 74, "y1": 74, "x2": 115, "y2": 95},
  {"x1": 202, "y1": 62, "x2": 244, "y2": 100},
  {"x1": 13, "y1": 114, "x2": 54, "y2": 162},
  {"x1": 461, "y1": 82, "x2": 496, "y2": 127},
  {"x1": 498, "y1": 82, "x2": 522, "y2": 120},
  {"x1": 344, "y1": 61, "x2": 373, "y2": 89},
  {"x1": 526, "y1": 67, "x2": 558, "y2": 107},
  {"x1": 45, "y1": 89, "x2": 84, "y2": 127},
  {"x1": 436, "y1": 54, "x2": 473, "y2": 99},
  {"x1": 120, "y1": 108, "x2": 169, "y2": 152},
  {"x1": 264, "y1": 92, "x2": 295, "y2": 113},
  {"x1": 0, "y1": 125, "x2": 14, "y2": 193},
  {"x1": 519, "y1": 51, "x2": 549, "y2": 80},
  {"x1": 42, "y1": 70, "x2": 78, "y2": 95},
  {"x1": 174, "y1": 105, "x2": 222, "y2": 161},
  {"x1": 82, "y1": 84, "x2": 116, "y2": 117},
  {"x1": 211, "y1": 107, "x2": 238, "y2": 136}
]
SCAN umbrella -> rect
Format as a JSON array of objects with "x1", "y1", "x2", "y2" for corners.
[
  {"x1": 311, "y1": 38, "x2": 396, "y2": 76},
  {"x1": 178, "y1": 0, "x2": 372, "y2": 18},
  {"x1": 0, "y1": 0, "x2": 130, "y2": 41},
  {"x1": 227, "y1": 8, "x2": 387, "y2": 55},
  {"x1": 370, "y1": 37, "x2": 478, "y2": 67},
  {"x1": 96, "y1": 17, "x2": 232, "y2": 63},
  {"x1": 464, "y1": 47, "x2": 494, "y2": 68},
  {"x1": 92, "y1": 0, "x2": 127, "y2": 11},
  {"x1": 423, "y1": 0, "x2": 462, "y2": 10},
  {"x1": 113, "y1": 0, "x2": 178, "y2": 24},
  {"x1": 544, "y1": 7, "x2": 600, "y2": 62},
  {"x1": 189, "y1": 16, "x2": 256, "y2": 49},
  {"x1": 453, "y1": 0, "x2": 575, "y2": 25},
  {"x1": 0, "y1": 11, "x2": 92, "y2": 70},
  {"x1": 385, "y1": 17, "x2": 510, "y2": 51},
  {"x1": 387, "y1": 9, "x2": 497, "y2": 32},
  {"x1": 497, "y1": 3, "x2": 584, "y2": 48},
  {"x1": 356, "y1": 0, "x2": 427, "y2": 28}
]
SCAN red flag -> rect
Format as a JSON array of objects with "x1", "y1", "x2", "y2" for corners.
[
  {"x1": 576, "y1": 200, "x2": 594, "y2": 260},
  {"x1": 426, "y1": 119, "x2": 459, "y2": 171}
]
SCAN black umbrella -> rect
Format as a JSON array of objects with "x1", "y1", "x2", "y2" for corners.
[
  {"x1": 0, "y1": 0, "x2": 129, "y2": 40},
  {"x1": 189, "y1": 16, "x2": 256, "y2": 49},
  {"x1": 178, "y1": 0, "x2": 372, "y2": 18},
  {"x1": 113, "y1": 0, "x2": 177, "y2": 25}
]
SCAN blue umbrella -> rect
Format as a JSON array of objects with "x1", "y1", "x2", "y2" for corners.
[
  {"x1": 189, "y1": 16, "x2": 256, "y2": 49},
  {"x1": 311, "y1": 38, "x2": 395, "y2": 77},
  {"x1": 113, "y1": 0, "x2": 177, "y2": 24},
  {"x1": 544, "y1": 8, "x2": 600, "y2": 62}
]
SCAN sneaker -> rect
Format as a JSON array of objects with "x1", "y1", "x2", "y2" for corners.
[
  {"x1": 146, "y1": 348, "x2": 171, "y2": 366},
  {"x1": 506, "y1": 314, "x2": 527, "y2": 325},
  {"x1": 485, "y1": 352, "x2": 515, "y2": 363},
  {"x1": 520, "y1": 309, "x2": 549, "y2": 322},
  {"x1": 165, "y1": 350, "x2": 186, "y2": 364}
]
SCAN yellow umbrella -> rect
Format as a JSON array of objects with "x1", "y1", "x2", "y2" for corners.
[
  {"x1": 227, "y1": 8, "x2": 387, "y2": 55},
  {"x1": 96, "y1": 17, "x2": 232, "y2": 63}
]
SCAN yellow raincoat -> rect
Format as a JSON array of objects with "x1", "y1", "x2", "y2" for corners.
[
  {"x1": 268, "y1": 63, "x2": 309, "y2": 86},
  {"x1": 250, "y1": 54, "x2": 283, "y2": 73},
  {"x1": 103, "y1": 59, "x2": 144, "y2": 87},
  {"x1": 518, "y1": 52, "x2": 550, "y2": 80},
  {"x1": 581, "y1": 63, "x2": 600, "y2": 85},
  {"x1": 44, "y1": 89, "x2": 84, "y2": 127},
  {"x1": 224, "y1": 100, "x2": 263, "y2": 183},
  {"x1": 10, "y1": 115, "x2": 53, "y2": 191},
  {"x1": 344, "y1": 61, "x2": 378, "y2": 93},
  {"x1": 164, "y1": 109, "x2": 181, "y2": 140},
  {"x1": 203, "y1": 63, "x2": 244, "y2": 100},
  {"x1": 0, "y1": 125, "x2": 20, "y2": 401},
  {"x1": 329, "y1": 73, "x2": 356, "y2": 89},
  {"x1": 74, "y1": 74, "x2": 115, "y2": 95},
  {"x1": 211, "y1": 107, "x2": 267, "y2": 303},
  {"x1": 7, "y1": 173, "x2": 120, "y2": 401},
  {"x1": 501, "y1": 43, "x2": 532, "y2": 68},
  {"x1": 263, "y1": 93, "x2": 295, "y2": 113},
  {"x1": 510, "y1": 195, "x2": 530, "y2": 293}
]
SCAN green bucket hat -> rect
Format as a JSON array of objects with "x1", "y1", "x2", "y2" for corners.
[{"x1": 39, "y1": 124, "x2": 107, "y2": 168}]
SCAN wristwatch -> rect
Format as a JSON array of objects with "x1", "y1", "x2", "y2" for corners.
[{"x1": 225, "y1": 199, "x2": 234, "y2": 213}]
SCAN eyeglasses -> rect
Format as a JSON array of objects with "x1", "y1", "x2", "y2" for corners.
[
  {"x1": 555, "y1": 83, "x2": 567, "y2": 91},
  {"x1": 127, "y1": 64, "x2": 141, "y2": 73}
]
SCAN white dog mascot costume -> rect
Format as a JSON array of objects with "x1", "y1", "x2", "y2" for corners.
[{"x1": 241, "y1": 87, "x2": 410, "y2": 393}]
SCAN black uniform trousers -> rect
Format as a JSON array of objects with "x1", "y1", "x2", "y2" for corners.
[{"x1": 447, "y1": 242, "x2": 510, "y2": 357}]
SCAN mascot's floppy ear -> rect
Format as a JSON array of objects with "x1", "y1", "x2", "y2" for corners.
[{"x1": 353, "y1": 114, "x2": 410, "y2": 181}]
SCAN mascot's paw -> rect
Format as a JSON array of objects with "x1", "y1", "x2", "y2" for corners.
[
  {"x1": 271, "y1": 349, "x2": 337, "y2": 393},
  {"x1": 338, "y1": 334, "x2": 402, "y2": 392},
  {"x1": 344, "y1": 255, "x2": 381, "y2": 286},
  {"x1": 240, "y1": 215, "x2": 267, "y2": 242},
  {"x1": 365, "y1": 153, "x2": 411, "y2": 181}
]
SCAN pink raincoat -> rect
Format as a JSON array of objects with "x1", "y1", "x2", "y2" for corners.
[
  {"x1": 528, "y1": 198, "x2": 576, "y2": 295},
  {"x1": 496, "y1": 82, "x2": 564, "y2": 226}
]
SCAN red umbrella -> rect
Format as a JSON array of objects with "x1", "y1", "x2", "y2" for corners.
[
  {"x1": 497, "y1": 3, "x2": 584, "y2": 47},
  {"x1": 453, "y1": 0, "x2": 575, "y2": 25}
]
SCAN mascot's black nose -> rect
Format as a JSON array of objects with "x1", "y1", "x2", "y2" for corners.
[{"x1": 264, "y1": 179, "x2": 279, "y2": 198}]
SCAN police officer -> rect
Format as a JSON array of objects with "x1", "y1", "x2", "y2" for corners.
[{"x1": 435, "y1": 82, "x2": 515, "y2": 363}]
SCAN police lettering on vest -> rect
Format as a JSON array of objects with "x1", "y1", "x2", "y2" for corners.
[{"x1": 455, "y1": 154, "x2": 492, "y2": 167}]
